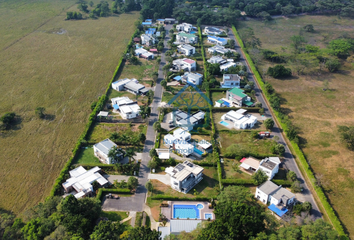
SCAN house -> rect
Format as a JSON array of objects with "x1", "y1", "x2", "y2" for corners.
[
  {"x1": 208, "y1": 45, "x2": 233, "y2": 55},
  {"x1": 111, "y1": 97, "x2": 141, "y2": 119},
  {"x1": 163, "y1": 132, "x2": 193, "y2": 156},
  {"x1": 156, "y1": 148, "x2": 170, "y2": 159},
  {"x1": 207, "y1": 35, "x2": 227, "y2": 45},
  {"x1": 207, "y1": 56, "x2": 226, "y2": 65},
  {"x1": 159, "y1": 220, "x2": 202, "y2": 240},
  {"x1": 221, "y1": 109, "x2": 258, "y2": 129},
  {"x1": 257, "y1": 157, "x2": 281, "y2": 180},
  {"x1": 173, "y1": 128, "x2": 191, "y2": 141},
  {"x1": 181, "y1": 72, "x2": 203, "y2": 85},
  {"x1": 226, "y1": 87, "x2": 253, "y2": 107},
  {"x1": 62, "y1": 166, "x2": 109, "y2": 199},
  {"x1": 177, "y1": 44, "x2": 196, "y2": 56},
  {"x1": 176, "y1": 23, "x2": 193, "y2": 32},
  {"x1": 164, "y1": 18, "x2": 176, "y2": 24},
  {"x1": 176, "y1": 32, "x2": 198, "y2": 44},
  {"x1": 204, "y1": 26, "x2": 223, "y2": 35},
  {"x1": 156, "y1": 19, "x2": 165, "y2": 24},
  {"x1": 221, "y1": 74, "x2": 240, "y2": 88},
  {"x1": 133, "y1": 37, "x2": 140, "y2": 43},
  {"x1": 141, "y1": 34, "x2": 155, "y2": 46},
  {"x1": 174, "y1": 142, "x2": 195, "y2": 156},
  {"x1": 220, "y1": 61, "x2": 237, "y2": 72},
  {"x1": 170, "y1": 110, "x2": 205, "y2": 130},
  {"x1": 255, "y1": 180, "x2": 295, "y2": 217},
  {"x1": 165, "y1": 160, "x2": 204, "y2": 193},
  {"x1": 196, "y1": 139, "x2": 213, "y2": 153},
  {"x1": 142, "y1": 19, "x2": 152, "y2": 26},
  {"x1": 111, "y1": 78, "x2": 148, "y2": 95},
  {"x1": 93, "y1": 138, "x2": 124, "y2": 164},
  {"x1": 135, "y1": 48, "x2": 154, "y2": 59},
  {"x1": 239, "y1": 157, "x2": 260, "y2": 172},
  {"x1": 171, "y1": 58, "x2": 196, "y2": 71}
]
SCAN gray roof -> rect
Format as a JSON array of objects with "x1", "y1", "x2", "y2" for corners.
[
  {"x1": 94, "y1": 139, "x2": 117, "y2": 156},
  {"x1": 192, "y1": 111, "x2": 205, "y2": 120},
  {"x1": 260, "y1": 158, "x2": 279, "y2": 170},
  {"x1": 272, "y1": 187, "x2": 295, "y2": 202},
  {"x1": 170, "y1": 220, "x2": 202, "y2": 233},
  {"x1": 179, "y1": 44, "x2": 195, "y2": 50},
  {"x1": 124, "y1": 81, "x2": 145, "y2": 92},
  {"x1": 257, "y1": 180, "x2": 280, "y2": 195}
]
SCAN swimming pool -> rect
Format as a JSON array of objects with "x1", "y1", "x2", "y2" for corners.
[
  {"x1": 220, "y1": 121, "x2": 229, "y2": 126},
  {"x1": 190, "y1": 31, "x2": 197, "y2": 34},
  {"x1": 205, "y1": 213, "x2": 213, "y2": 219},
  {"x1": 193, "y1": 147, "x2": 203, "y2": 155},
  {"x1": 173, "y1": 204, "x2": 200, "y2": 219}
]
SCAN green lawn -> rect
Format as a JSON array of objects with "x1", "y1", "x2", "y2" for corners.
[
  {"x1": 211, "y1": 91, "x2": 227, "y2": 103},
  {"x1": 89, "y1": 123, "x2": 146, "y2": 143},
  {"x1": 223, "y1": 158, "x2": 253, "y2": 180},
  {"x1": 135, "y1": 212, "x2": 143, "y2": 227},
  {"x1": 73, "y1": 147, "x2": 100, "y2": 165},
  {"x1": 100, "y1": 211, "x2": 129, "y2": 222}
]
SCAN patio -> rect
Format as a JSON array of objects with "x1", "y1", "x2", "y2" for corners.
[{"x1": 161, "y1": 201, "x2": 215, "y2": 221}]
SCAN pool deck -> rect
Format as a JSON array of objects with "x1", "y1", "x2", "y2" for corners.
[{"x1": 161, "y1": 201, "x2": 215, "y2": 221}]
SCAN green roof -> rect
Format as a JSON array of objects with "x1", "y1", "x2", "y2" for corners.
[
  {"x1": 178, "y1": 32, "x2": 197, "y2": 38},
  {"x1": 244, "y1": 101, "x2": 254, "y2": 106},
  {"x1": 228, "y1": 87, "x2": 247, "y2": 98},
  {"x1": 217, "y1": 99, "x2": 223, "y2": 104}
]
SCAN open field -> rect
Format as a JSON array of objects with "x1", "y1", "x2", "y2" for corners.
[
  {"x1": 238, "y1": 15, "x2": 354, "y2": 236},
  {"x1": 0, "y1": 0, "x2": 139, "y2": 213}
]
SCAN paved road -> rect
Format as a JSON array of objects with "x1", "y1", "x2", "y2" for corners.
[
  {"x1": 227, "y1": 28, "x2": 322, "y2": 220},
  {"x1": 102, "y1": 24, "x2": 172, "y2": 212}
]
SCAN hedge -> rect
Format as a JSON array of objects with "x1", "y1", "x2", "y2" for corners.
[
  {"x1": 49, "y1": 29, "x2": 138, "y2": 198},
  {"x1": 222, "y1": 152, "x2": 278, "y2": 159},
  {"x1": 155, "y1": 132, "x2": 161, "y2": 148},
  {"x1": 96, "y1": 188, "x2": 132, "y2": 202},
  {"x1": 272, "y1": 179, "x2": 292, "y2": 187},
  {"x1": 221, "y1": 179, "x2": 254, "y2": 185},
  {"x1": 232, "y1": 25, "x2": 346, "y2": 237},
  {"x1": 198, "y1": 26, "x2": 208, "y2": 79},
  {"x1": 150, "y1": 195, "x2": 214, "y2": 201}
]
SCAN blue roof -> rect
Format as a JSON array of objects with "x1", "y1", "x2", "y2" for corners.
[
  {"x1": 148, "y1": 28, "x2": 156, "y2": 33},
  {"x1": 113, "y1": 104, "x2": 119, "y2": 110},
  {"x1": 145, "y1": 30, "x2": 154, "y2": 35},
  {"x1": 223, "y1": 100, "x2": 230, "y2": 107},
  {"x1": 268, "y1": 204, "x2": 288, "y2": 217},
  {"x1": 142, "y1": 22, "x2": 151, "y2": 25},
  {"x1": 174, "y1": 76, "x2": 182, "y2": 81},
  {"x1": 157, "y1": 19, "x2": 165, "y2": 21},
  {"x1": 145, "y1": 19, "x2": 152, "y2": 22},
  {"x1": 208, "y1": 35, "x2": 227, "y2": 43}
]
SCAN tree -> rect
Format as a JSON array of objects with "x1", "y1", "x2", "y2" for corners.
[
  {"x1": 264, "y1": 118, "x2": 274, "y2": 130},
  {"x1": 130, "y1": 56, "x2": 139, "y2": 65},
  {"x1": 149, "y1": 148, "x2": 158, "y2": 158},
  {"x1": 89, "y1": 1, "x2": 94, "y2": 7},
  {"x1": 290, "y1": 35, "x2": 306, "y2": 53},
  {"x1": 91, "y1": 101, "x2": 97, "y2": 110},
  {"x1": 123, "y1": 226, "x2": 161, "y2": 240},
  {"x1": 252, "y1": 170, "x2": 268, "y2": 185},
  {"x1": 90, "y1": 220, "x2": 125, "y2": 240},
  {"x1": 0, "y1": 112, "x2": 16, "y2": 129},
  {"x1": 338, "y1": 125, "x2": 354, "y2": 150},
  {"x1": 303, "y1": 24, "x2": 315, "y2": 32},
  {"x1": 127, "y1": 176, "x2": 138, "y2": 190},
  {"x1": 325, "y1": 58, "x2": 341, "y2": 72},
  {"x1": 35, "y1": 107, "x2": 45, "y2": 119},
  {"x1": 272, "y1": 143, "x2": 285, "y2": 156},
  {"x1": 108, "y1": 146, "x2": 124, "y2": 164},
  {"x1": 217, "y1": 186, "x2": 253, "y2": 204},
  {"x1": 302, "y1": 201, "x2": 312, "y2": 213},
  {"x1": 161, "y1": 80, "x2": 167, "y2": 89},
  {"x1": 281, "y1": 4, "x2": 295, "y2": 16},
  {"x1": 291, "y1": 180, "x2": 302, "y2": 192},
  {"x1": 153, "y1": 121, "x2": 161, "y2": 131},
  {"x1": 147, "y1": 159, "x2": 158, "y2": 169},
  {"x1": 139, "y1": 133, "x2": 146, "y2": 143},
  {"x1": 286, "y1": 125, "x2": 298, "y2": 141},
  {"x1": 329, "y1": 39, "x2": 353, "y2": 58},
  {"x1": 145, "y1": 181, "x2": 153, "y2": 192},
  {"x1": 267, "y1": 65, "x2": 292, "y2": 78},
  {"x1": 125, "y1": 148, "x2": 137, "y2": 162},
  {"x1": 152, "y1": 72, "x2": 159, "y2": 82},
  {"x1": 287, "y1": 170, "x2": 297, "y2": 182}
]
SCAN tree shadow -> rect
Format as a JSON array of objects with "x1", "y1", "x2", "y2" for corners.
[
  {"x1": 45, "y1": 114, "x2": 56, "y2": 121},
  {"x1": 280, "y1": 107, "x2": 293, "y2": 116}
]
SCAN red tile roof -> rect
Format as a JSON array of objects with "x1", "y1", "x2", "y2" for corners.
[
  {"x1": 183, "y1": 59, "x2": 195, "y2": 64},
  {"x1": 150, "y1": 49, "x2": 158, "y2": 52}
]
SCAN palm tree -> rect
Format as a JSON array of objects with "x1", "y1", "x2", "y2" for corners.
[
  {"x1": 108, "y1": 146, "x2": 124, "y2": 164},
  {"x1": 125, "y1": 148, "x2": 137, "y2": 163}
]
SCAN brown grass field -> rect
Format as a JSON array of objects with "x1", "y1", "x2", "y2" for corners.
[
  {"x1": 0, "y1": 0, "x2": 139, "y2": 214},
  {"x1": 238, "y1": 15, "x2": 354, "y2": 236}
]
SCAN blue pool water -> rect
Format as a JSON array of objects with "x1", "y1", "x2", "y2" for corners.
[
  {"x1": 173, "y1": 205, "x2": 200, "y2": 219},
  {"x1": 205, "y1": 213, "x2": 213, "y2": 219},
  {"x1": 197, "y1": 204, "x2": 203, "y2": 209},
  {"x1": 194, "y1": 147, "x2": 203, "y2": 155},
  {"x1": 220, "y1": 121, "x2": 229, "y2": 126},
  {"x1": 190, "y1": 31, "x2": 197, "y2": 34}
]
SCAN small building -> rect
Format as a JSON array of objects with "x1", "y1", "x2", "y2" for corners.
[
  {"x1": 174, "y1": 142, "x2": 194, "y2": 156},
  {"x1": 176, "y1": 32, "x2": 198, "y2": 44},
  {"x1": 156, "y1": 148, "x2": 170, "y2": 159},
  {"x1": 156, "y1": 19, "x2": 165, "y2": 24},
  {"x1": 159, "y1": 220, "x2": 202, "y2": 239},
  {"x1": 207, "y1": 55, "x2": 226, "y2": 64},
  {"x1": 133, "y1": 37, "x2": 140, "y2": 43},
  {"x1": 150, "y1": 48, "x2": 158, "y2": 53},
  {"x1": 221, "y1": 74, "x2": 240, "y2": 88},
  {"x1": 255, "y1": 180, "x2": 295, "y2": 216},
  {"x1": 62, "y1": 166, "x2": 109, "y2": 199},
  {"x1": 112, "y1": 78, "x2": 148, "y2": 95},
  {"x1": 111, "y1": 97, "x2": 141, "y2": 119},
  {"x1": 170, "y1": 110, "x2": 205, "y2": 130},
  {"x1": 177, "y1": 44, "x2": 196, "y2": 56},
  {"x1": 196, "y1": 139, "x2": 213, "y2": 153},
  {"x1": 165, "y1": 160, "x2": 204, "y2": 193},
  {"x1": 135, "y1": 48, "x2": 154, "y2": 59},
  {"x1": 204, "y1": 26, "x2": 223, "y2": 35},
  {"x1": 142, "y1": 21, "x2": 152, "y2": 26},
  {"x1": 171, "y1": 58, "x2": 196, "y2": 72},
  {"x1": 176, "y1": 23, "x2": 194, "y2": 32},
  {"x1": 141, "y1": 34, "x2": 155, "y2": 46},
  {"x1": 221, "y1": 109, "x2": 258, "y2": 129},
  {"x1": 181, "y1": 72, "x2": 203, "y2": 85},
  {"x1": 257, "y1": 157, "x2": 281, "y2": 180},
  {"x1": 208, "y1": 45, "x2": 233, "y2": 55},
  {"x1": 207, "y1": 35, "x2": 227, "y2": 46},
  {"x1": 220, "y1": 61, "x2": 237, "y2": 72},
  {"x1": 93, "y1": 138, "x2": 124, "y2": 164},
  {"x1": 226, "y1": 87, "x2": 253, "y2": 107},
  {"x1": 164, "y1": 18, "x2": 176, "y2": 24},
  {"x1": 173, "y1": 128, "x2": 191, "y2": 141},
  {"x1": 239, "y1": 157, "x2": 260, "y2": 172}
]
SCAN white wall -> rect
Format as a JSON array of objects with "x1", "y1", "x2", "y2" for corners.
[{"x1": 255, "y1": 189, "x2": 268, "y2": 204}]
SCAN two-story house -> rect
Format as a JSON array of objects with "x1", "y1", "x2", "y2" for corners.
[
  {"x1": 207, "y1": 36, "x2": 227, "y2": 45},
  {"x1": 176, "y1": 32, "x2": 198, "y2": 44},
  {"x1": 141, "y1": 34, "x2": 155, "y2": 46},
  {"x1": 93, "y1": 138, "x2": 124, "y2": 164},
  {"x1": 221, "y1": 74, "x2": 240, "y2": 88},
  {"x1": 226, "y1": 87, "x2": 253, "y2": 107},
  {"x1": 257, "y1": 157, "x2": 281, "y2": 180},
  {"x1": 204, "y1": 26, "x2": 223, "y2": 35},
  {"x1": 165, "y1": 161, "x2": 204, "y2": 193},
  {"x1": 176, "y1": 23, "x2": 194, "y2": 32},
  {"x1": 171, "y1": 58, "x2": 196, "y2": 72},
  {"x1": 181, "y1": 72, "x2": 203, "y2": 85},
  {"x1": 207, "y1": 56, "x2": 226, "y2": 65},
  {"x1": 208, "y1": 45, "x2": 233, "y2": 55},
  {"x1": 177, "y1": 44, "x2": 196, "y2": 56}
]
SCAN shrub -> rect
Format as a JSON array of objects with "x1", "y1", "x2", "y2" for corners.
[
  {"x1": 267, "y1": 65, "x2": 292, "y2": 78},
  {"x1": 264, "y1": 118, "x2": 274, "y2": 130},
  {"x1": 291, "y1": 180, "x2": 302, "y2": 193},
  {"x1": 252, "y1": 169, "x2": 268, "y2": 185},
  {"x1": 287, "y1": 171, "x2": 297, "y2": 182}
]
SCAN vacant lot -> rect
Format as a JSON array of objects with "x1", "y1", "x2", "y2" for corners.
[
  {"x1": 238, "y1": 16, "x2": 354, "y2": 236},
  {"x1": 0, "y1": 0, "x2": 139, "y2": 213}
]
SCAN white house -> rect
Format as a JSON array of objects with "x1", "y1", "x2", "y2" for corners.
[
  {"x1": 176, "y1": 23, "x2": 194, "y2": 32},
  {"x1": 165, "y1": 160, "x2": 203, "y2": 193},
  {"x1": 208, "y1": 45, "x2": 233, "y2": 55},
  {"x1": 155, "y1": 148, "x2": 170, "y2": 159},
  {"x1": 171, "y1": 58, "x2": 196, "y2": 72},
  {"x1": 220, "y1": 61, "x2": 237, "y2": 72},
  {"x1": 221, "y1": 109, "x2": 258, "y2": 129},
  {"x1": 221, "y1": 74, "x2": 240, "y2": 88},
  {"x1": 177, "y1": 44, "x2": 196, "y2": 56},
  {"x1": 174, "y1": 142, "x2": 194, "y2": 156},
  {"x1": 111, "y1": 96, "x2": 141, "y2": 119},
  {"x1": 181, "y1": 72, "x2": 203, "y2": 85},
  {"x1": 170, "y1": 110, "x2": 205, "y2": 130},
  {"x1": 135, "y1": 48, "x2": 154, "y2": 59},
  {"x1": 204, "y1": 26, "x2": 223, "y2": 35},
  {"x1": 257, "y1": 157, "x2": 281, "y2": 180},
  {"x1": 176, "y1": 32, "x2": 198, "y2": 44},
  {"x1": 141, "y1": 34, "x2": 155, "y2": 46},
  {"x1": 111, "y1": 78, "x2": 148, "y2": 95},
  {"x1": 196, "y1": 139, "x2": 213, "y2": 153},
  {"x1": 207, "y1": 56, "x2": 226, "y2": 64},
  {"x1": 173, "y1": 128, "x2": 191, "y2": 141},
  {"x1": 207, "y1": 35, "x2": 228, "y2": 45},
  {"x1": 255, "y1": 180, "x2": 295, "y2": 215},
  {"x1": 93, "y1": 138, "x2": 124, "y2": 164},
  {"x1": 62, "y1": 166, "x2": 109, "y2": 199}
]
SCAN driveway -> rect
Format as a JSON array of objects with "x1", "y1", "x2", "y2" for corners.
[{"x1": 148, "y1": 173, "x2": 170, "y2": 186}]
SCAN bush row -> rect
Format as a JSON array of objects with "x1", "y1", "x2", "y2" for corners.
[
  {"x1": 150, "y1": 195, "x2": 213, "y2": 201},
  {"x1": 222, "y1": 152, "x2": 277, "y2": 159},
  {"x1": 96, "y1": 188, "x2": 132, "y2": 202},
  {"x1": 221, "y1": 179, "x2": 254, "y2": 185},
  {"x1": 232, "y1": 25, "x2": 346, "y2": 237},
  {"x1": 49, "y1": 29, "x2": 139, "y2": 198},
  {"x1": 155, "y1": 132, "x2": 161, "y2": 148},
  {"x1": 272, "y1": 179, "x2": 292, "y2": 187},
  {"x1": 198, "y1": 26, "x2": 208, "y2": 79}
]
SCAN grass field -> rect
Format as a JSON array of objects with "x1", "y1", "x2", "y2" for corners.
[
  {"x1": 0, "y1": 0, "x2": 139, "y2": 214},
  {"x1": 222, "y1": 158, "x2": 253, "y2": 180},
  {"x1": 73, "y1": 147, "x2": 100, "y2": 164},
  {"x1": 100, "y1": 211, "x2": 129, "y2": 222},
  {"x1": 238, "y1": 15, "x2": 354, "y2": 236}
]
